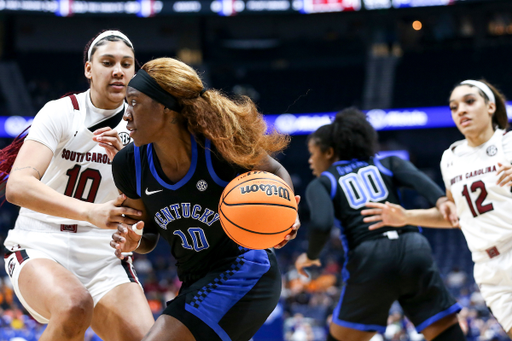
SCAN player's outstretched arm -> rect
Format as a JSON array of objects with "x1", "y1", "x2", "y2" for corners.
[{"x1": 361, "y1": 197, "x2": 459, "y2": 230}]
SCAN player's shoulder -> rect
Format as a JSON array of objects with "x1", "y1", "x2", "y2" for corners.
[
  {"x1": 306, "y1": 175, "x2": 331, "y2": 192},
  {"x1": 112, "y1": 142, "x2": 136, "y2": 168},
  {"x1": 37, "y1": 92, "x2": 85, "y2": 117},
  {"x1": 442, "y1": 139, "x2": 465, "y2": 159},
  {"x1": 501, "y1": 128, "x2": 512, "y2": 142}
]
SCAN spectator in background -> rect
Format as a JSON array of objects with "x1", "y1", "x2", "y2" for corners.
[{"x1": 446, "y1": 267, "x2": 468, "y2": 294}]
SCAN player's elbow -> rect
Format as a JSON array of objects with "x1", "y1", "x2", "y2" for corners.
[{"x1": 5, "y1": 177, "x2": 24, "y2": 205}]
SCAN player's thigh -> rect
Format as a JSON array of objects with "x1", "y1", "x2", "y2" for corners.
[
  {"x1": 332, "y1": 239, "x2": 398, "y2": 332},
  {"x1": 474, "y1": 251, "x2": 512, "y2": 334},
  {"x1": 330, "y1": 323, "x2": 376, "y2": 341},
  {"x1": 421, "y1": 313, "x2": 459, "y2": 341},
  {"x1": 143, "y1": 314, "x2": 195, "y2": 341},
  {"x1": 91, "y1": 282, "x2": 154, "y2": 341},
  {"x1": 18, "y1": 257, "x2": 93, "y2": 320}
]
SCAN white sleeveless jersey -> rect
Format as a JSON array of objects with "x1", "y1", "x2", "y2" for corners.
[
  {"x1": 16, "y1": 90, "x2": 131, "y2": 228},
  {"x1": 441, "y1": 129, "x2": 512, "y2": 258}
]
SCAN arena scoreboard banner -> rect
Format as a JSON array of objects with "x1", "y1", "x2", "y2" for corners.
[
  {"x1": 0, "y1": 0, "x2": 498, "y2": 17},
  {"x1": 2, "y1": 102, "x2": 511, "y2": 138}
]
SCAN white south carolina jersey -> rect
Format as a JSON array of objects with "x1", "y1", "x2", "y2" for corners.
[
  {"x1": 441, "y1": 129, "x2": 512, "y2": 261},
  {"x1": 16, "y1": 90, "x2": 131, "y2": 228}
]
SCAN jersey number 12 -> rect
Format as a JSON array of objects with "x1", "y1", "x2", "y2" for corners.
[{"x1": 461, "y1": 180, "x2": 494, "y2": 217}]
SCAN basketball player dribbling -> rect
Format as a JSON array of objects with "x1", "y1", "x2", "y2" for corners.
[
  {"x1": 2, "y1": 30, "x2": 154, "y2": 341},
  {"x1": 362, "y1": 79, "x2": 512, "y2": 338},
  {"x1": 296, "y1": 109, "x2": 466, "y2": 341},
  {"x1": 109, "y1": 57, "x2": 300, "y2": 341}
]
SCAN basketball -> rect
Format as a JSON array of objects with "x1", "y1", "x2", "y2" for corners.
[{"x1": 219, "y1": 171, "x2": 297, "y2": 250}]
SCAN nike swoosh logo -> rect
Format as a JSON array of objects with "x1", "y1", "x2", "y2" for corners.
[{"x1": 145, "y1": 188, "x2": 163, "y2": 195}]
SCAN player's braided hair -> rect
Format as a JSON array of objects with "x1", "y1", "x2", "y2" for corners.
[
  {"x1": 0, "y1": 127, "x2": 30, "y2": 204},
  {"x1": 331, "y1": 107, "x2": 378, "y2": 161},
  {"x1": 141, "y1": 57, "x2": 290, "y2": 169}
]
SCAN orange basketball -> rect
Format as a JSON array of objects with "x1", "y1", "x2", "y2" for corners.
[{"x1": 219, "y1": 171, "x2": 297, "y2": 250}]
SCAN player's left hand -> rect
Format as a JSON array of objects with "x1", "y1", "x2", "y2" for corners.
[
  {"x1": 274, "y1": 195, "x2": 301, "y2": 249},
  {"x1": 110, "y1": 221, "x2": 144, "y2": 260},
  {"x1": 295, "y1": 252, "x2": 321, "y2": 277},
  {"x1": 87, "y1": 194, "x2": 142, "y2": 229},
  {"x1": 496, "y1": 162, "x2": 512, "y2": 187},
  {"x1": 92, "y1": 127, "x2": 123, "y2": 161}
]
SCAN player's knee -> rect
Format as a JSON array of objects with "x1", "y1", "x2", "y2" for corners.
[
  {"x1": 54, "y1": 292, "x2": 94, "y2": 334},
  {"x1": 431, "y1": 321, "x2": 466, "y2": 341},
  {"x1": 326, "y1": 332, "x2": 339, "y2": 341}
]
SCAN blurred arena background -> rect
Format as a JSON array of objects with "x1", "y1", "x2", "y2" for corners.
[{"x1": 0, "y1": 0, "x2": 509, "y2": 340}]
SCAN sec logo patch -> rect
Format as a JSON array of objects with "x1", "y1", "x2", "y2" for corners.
[
  {"x1": 119, "y1": 132, "x2": 131, "y2": 146},
  {"x1": 486, "y1": 145, "x2": 497, "y2": 157}
]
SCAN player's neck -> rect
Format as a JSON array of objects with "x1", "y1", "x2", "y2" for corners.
[
  {"x1": 89, "y1": 89, "x2": 122, "y2": 110},
  {"x1": 152, "y1": 127, "x2": 193, "y2": 182},
  {"x1": 466, "y1": 126, "x2": 495, "y2": 148}
]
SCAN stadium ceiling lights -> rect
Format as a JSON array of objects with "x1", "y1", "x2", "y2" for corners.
[{"x1": 0, "y1": 0, "x2": 492, "y2": 17}]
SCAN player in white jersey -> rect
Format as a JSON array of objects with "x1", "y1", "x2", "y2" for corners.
[
  {"x1": 2, "y1": 30, "x2": 154, "y2": 341},
  {"x1": 361, "y1": 79, "x2": 512, "y2": 337}
]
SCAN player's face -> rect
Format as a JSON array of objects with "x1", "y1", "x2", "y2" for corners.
[
  {"x1": 449, "y1": 85, "x2": 495, "y2": 138},
  {"x1": 124, "y1": 87, "x2": 168, "y2": 146},
  {"x1": 85, "y1": 41, "x2": 135, "y2": 110},
  {"x1": 308, "y1": 140, "x2": 334, "y2": 177}
]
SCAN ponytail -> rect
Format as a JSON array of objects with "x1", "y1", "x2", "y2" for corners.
[{"x1": 142, "y1": 58, "x2": 290, "y2": 169}]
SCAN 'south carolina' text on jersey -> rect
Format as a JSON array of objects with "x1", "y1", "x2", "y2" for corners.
[
  {"x1": 61, "y1": 148, "x2": 112, "y2": 165},
  {"x1": 450, "y1": 164, "x2": 497, "y2": 186}
]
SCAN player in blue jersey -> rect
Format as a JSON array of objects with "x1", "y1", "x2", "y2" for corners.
[
  {"x1": 109, "y1": 57, "x2": 300, "y2": 341},
  {"x1": 362, "y1": 80, "x2": 512, "y2": 338},
  {"x1": 295, "y1": 108, "x2": 465, "y2": 341}
]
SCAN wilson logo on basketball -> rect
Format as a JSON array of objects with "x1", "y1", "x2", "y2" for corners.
[{"x1": 240, "y1": 184, "x2": 291, "y2": 201}]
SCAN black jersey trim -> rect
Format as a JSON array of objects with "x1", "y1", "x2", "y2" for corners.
[
  {"x1": 87, "y1": 107, "x2": 125, "y2": 132},
  {"x1": 205, "y1": 139, "x2": 229, "y2": 187},
  {"x1": 134, "y1": 145, "x2": 142, "y2": 197},
  {"x1": 321, "y1": 171, "x2": 337, "y2": 199},
  {"x1": 148, "y1": 134, "x2": 198, "y2": 190},
  {"x1": 373, "y1": 157, "x2": 393, "y2": 177}
]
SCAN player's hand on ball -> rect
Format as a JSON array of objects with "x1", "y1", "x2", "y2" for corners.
[
  {"x1": 110, "y1": 221, "x2": 144, "y2": 260},
  {"x1": 361, "y1": 201, "x2": 407, "y2": 230},
  {"x1": 92, "y1": 127, "x2": 123, "y2": 161},
  {"x1": 87, "y1": 194, "x2": 142, "y2": 229},
  {"x1": 295, "y1": 252, "x2": 321, "y2": 277},
  {"x1": 275, "y1": 195, "x2": 301, "y2": 249}
]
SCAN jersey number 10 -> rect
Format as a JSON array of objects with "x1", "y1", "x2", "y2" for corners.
[{"x1": 64, "y1": 165, "x2": 102, "y2": 203}]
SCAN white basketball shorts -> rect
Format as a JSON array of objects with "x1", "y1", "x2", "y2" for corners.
[
  {"x1": 474, "y1": 246, "x2": 512, "y2": 333},
  {"x1": 4, "y1": 216, "x2": 141, "y2": 324}
]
